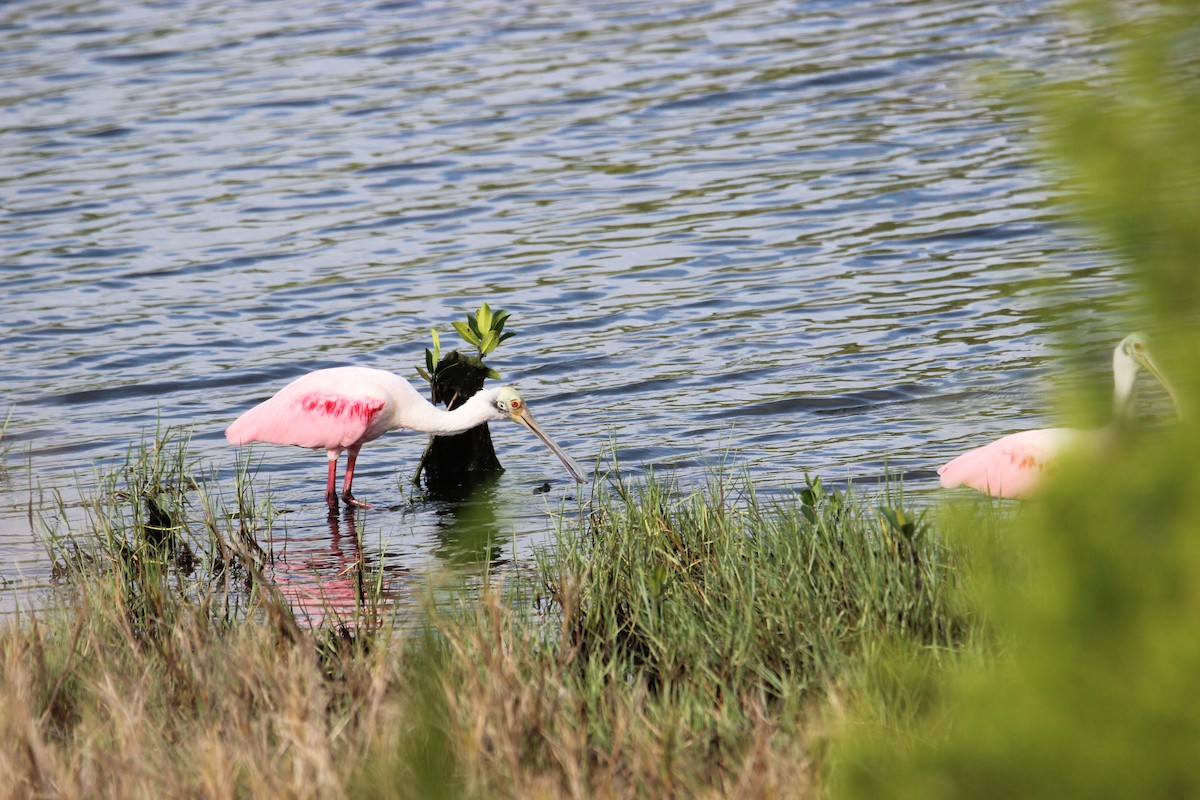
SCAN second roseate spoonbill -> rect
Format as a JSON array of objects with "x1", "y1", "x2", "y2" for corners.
[
  {"x1": 937, "y1": 333, "x2": 1180, "y2": 499},
  {"x1": 226, "y1": 367, "x2": 587, "y2": 509}
]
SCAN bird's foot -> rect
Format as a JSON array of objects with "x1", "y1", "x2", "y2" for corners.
[
  {"x1": 342, "y1": 492, "x2": 381, "y2": 510},
  {"x1": 325, "y1": 490, "x2": 340, "y2": 511}
]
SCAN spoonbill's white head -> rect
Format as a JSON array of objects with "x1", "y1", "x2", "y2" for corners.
[
  {"x1": 1112, "y1": 332, "x2": 1180, "y2": 419},
  {"x1": 493, "y1": 386, "x2": 587, "y2": 483}
]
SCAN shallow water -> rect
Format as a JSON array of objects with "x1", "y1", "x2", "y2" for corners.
[{"x1": 1, "y1": 0, "x2": 1133, "y2": 614}]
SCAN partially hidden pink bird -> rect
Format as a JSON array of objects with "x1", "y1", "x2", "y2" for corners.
[
  {"x1": 937, "y1": 333, "x2": 1179, "y2": 499},
  {"x1": 226, "y1": 367, "x2": 587, "y2": 509}
]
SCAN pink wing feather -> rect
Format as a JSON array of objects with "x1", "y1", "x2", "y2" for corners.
[
  {"x1": 226, "y1": 368, "x2": 391, "y2": 451},
  {"x1": 937, "y1": 428, "x2": 1081, "y2": 499}
]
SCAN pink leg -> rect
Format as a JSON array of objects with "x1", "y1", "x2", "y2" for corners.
[
  {"x1": 342, "y1": 445, "x2": 378, "y2": 509},
  {"x1": 325, "y1": 453, "x2": 340, "y2": 509}
]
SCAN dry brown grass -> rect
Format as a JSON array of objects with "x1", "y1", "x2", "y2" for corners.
[
  {"x1": 0, "y1": 561, "x2": 824, "y2": 799},
  {"x1": 0, "y1": 589, "x2": 393, "y2": 799},
  {"x1": 0, "y1": 560, "x2": 826, "y2": 800}
]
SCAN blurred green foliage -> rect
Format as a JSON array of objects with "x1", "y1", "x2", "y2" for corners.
[{"x1": 835, "y1": 1, "x2": 1200, "y2": 796}]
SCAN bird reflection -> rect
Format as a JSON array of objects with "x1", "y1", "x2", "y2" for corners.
[
  {"x1": 261, "y1": 475, "x2": 528, "y2": 626},
  {"x1": 264, "y1": 506, "x2": 401, "y2": 630}
]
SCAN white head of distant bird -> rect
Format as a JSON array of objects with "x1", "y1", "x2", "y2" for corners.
[{"x1": 1112, "y1": 332, "x2": 1180, "y2": 420}]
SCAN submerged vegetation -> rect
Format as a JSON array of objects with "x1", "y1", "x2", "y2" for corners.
[{"x1": 1, "y1": 433, "x2": 980, "y2": 798}]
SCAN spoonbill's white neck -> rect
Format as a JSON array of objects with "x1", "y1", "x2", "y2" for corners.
[
  {"x1": 398, "y1": 388, "x2": 502, "y2": 434},
  {"x1": 1112, "y1": 345, "x2": 1140, "y2": 419}
]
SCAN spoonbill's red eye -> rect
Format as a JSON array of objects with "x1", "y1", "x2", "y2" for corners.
[{"x1": 510, "y1": 399, "x2": 521, "y2": 410}]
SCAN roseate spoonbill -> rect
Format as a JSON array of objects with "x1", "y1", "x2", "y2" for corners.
[
  {"x1": 226, "y1": 367, "x2": 586, "y2": 508},
  {"x1": 937, "y1": 333, "x2": 1179, "y2": 499}
]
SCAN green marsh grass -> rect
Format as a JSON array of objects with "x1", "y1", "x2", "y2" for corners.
[
  {"x1": 394, "y1": 472, "x2": 979, "y2": 797},
  {"x1": 2, "y1": 432, "x2": 982, "y2": 798}
]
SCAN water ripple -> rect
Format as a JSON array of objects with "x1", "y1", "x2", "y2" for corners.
[{"x1": 0, "y1": 0, "x2": 1129, "y2": 610}]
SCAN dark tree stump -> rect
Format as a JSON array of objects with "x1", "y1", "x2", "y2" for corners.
[{"x1": 414, "y1": 351, "x2": 503, "y2": 487}]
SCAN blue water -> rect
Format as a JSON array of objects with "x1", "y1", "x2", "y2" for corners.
[{"x1": 1, "y1": 0, "x2": 1132, "y2": 614}]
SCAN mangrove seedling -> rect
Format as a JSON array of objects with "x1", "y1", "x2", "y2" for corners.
[{"x1": 413, "y1": 303, "x2": 517, "y2": 487}]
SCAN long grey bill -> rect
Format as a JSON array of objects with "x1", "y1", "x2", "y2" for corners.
[
  {"x1": 516, "y1": 410, "x2": 587, "y2": 483},
  {"x1": 1140, "y1": 353, "x2": 1184, "y2": 420}
]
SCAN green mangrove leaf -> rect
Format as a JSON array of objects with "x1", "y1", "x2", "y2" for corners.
[
  {"x1": 477, "y1": 301, "x2": 493, "y2": 332},
  {"x1": 452, "y1": 320, "x2": 481, "y2": 346},
  {"x1": 481, "y1": 330, "x2": 500, "y2": 355}
]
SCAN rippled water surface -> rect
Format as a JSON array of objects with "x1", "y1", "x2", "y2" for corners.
[{"x1": 2, "y1": 0, "x2": 1132, "y2": 613}]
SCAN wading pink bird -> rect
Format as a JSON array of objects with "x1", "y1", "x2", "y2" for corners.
[
  {"x1": 226, "y1": 367, "x2": 587, "y2": 509},
  {"x1": 938, "y1": 333, "x2": 1179, "y2": 499}
]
